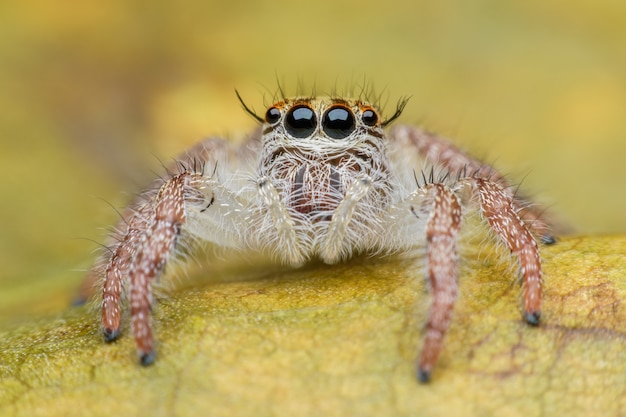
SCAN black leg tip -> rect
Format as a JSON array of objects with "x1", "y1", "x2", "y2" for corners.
[
  {"x1": 417, "y1": 368, "x2": 431, "y2": 384},
  {"x1": 524, "y1": 311, "x2": 541, "y2": 326},
  {"x1": 103, "y1": 328, "x2": 120, "y2": 342},
  {"x1": 140, "y1": 350, "x2": 156, "y2": 366},
  {"x1": 541, "y1": 235, "x2": 557, "y2": 245}
]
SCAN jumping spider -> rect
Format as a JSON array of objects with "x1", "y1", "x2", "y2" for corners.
[{"x1": 79, "y1": 92, "x2": 555, "y2": 383}]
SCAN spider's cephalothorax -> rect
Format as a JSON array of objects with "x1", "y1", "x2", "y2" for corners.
[{"x1": 79, "y1": 93, "x2": 555, "y2": 383}]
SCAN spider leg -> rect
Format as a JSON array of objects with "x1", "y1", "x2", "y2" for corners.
[
  {"x1": 103, "y1": 168, "x2": 249, "y2": 363},
  {"x1": 90, "y1": 135, "x2": 256, "y2": 364},
  {"x1": 74, "y1": 203, "x2": 150, "y2": 307},
  {"x1": 389, "y1": 125, "x2": 555, "y2": 243},
  {"x1": 101, "y1": 201, "x2": 153, "y2": 342},
  {"x1": 380, "y1": 182, "x2": 462, "y2": 382},
  {"x1": 128, "y1": 173, "x2": 192, "y2": 364},
  {"x1": 384, "y1": 176, "x2": 542, "y2": 382},
  {"x1": 77, "y1": 136, "x2": 251, "y2": 305},
  {"x1": 415, "y1": 184, "x2": 463, "y2": 383},
  {"x1": 461, "y1": 177, "x2": 543, "y2": 324},
  {"x1": 100, "y1": 171, "x2": 207, "y2": 361}
]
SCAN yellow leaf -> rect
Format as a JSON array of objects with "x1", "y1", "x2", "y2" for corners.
[{"x1": 1, "y1": 236, "x2": 625, "y2": 416}]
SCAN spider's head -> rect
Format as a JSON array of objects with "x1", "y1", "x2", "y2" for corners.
[
  {"x1": 261, "y1": 97, "x2": 387, "y2": 145},
  {"x1": 235, "y1": 91, "x2": 407, "y2": 149},
  {"x1": 251, "y1": 96, "x2": 406, "y2": 219}
]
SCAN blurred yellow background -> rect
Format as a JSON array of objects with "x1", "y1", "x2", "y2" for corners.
[{"x1": 0, "y1": 0, "x2": 625, "y2": 323}]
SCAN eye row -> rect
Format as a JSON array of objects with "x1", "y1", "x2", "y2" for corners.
[{"x1": 265, "y1": 104, "x2": 379, "y2": 139}]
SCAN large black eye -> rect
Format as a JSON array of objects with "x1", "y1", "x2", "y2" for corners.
[
  {"x1": 322, "y1": 106, "x2": 355, "y2": 139},
  {"x1": 362, "y1": 109, "x2": 378, "y2": 126},
  {"x1": 285, "y1": 105, "x2": 316, "y2": 138},
  {"x1": 265, "y1": 107, "x2": 281, "y2": 124}
]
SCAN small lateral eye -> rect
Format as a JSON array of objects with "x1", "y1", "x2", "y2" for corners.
[
  {"x1": 285, "y1": 105, "x2": 317, "y2": 138},
  {"x1": 362, "y1": 109, "x2": 378, "y2": 126},
  {"x1": 265, "y1": 107, "x2": 281, "y2": 124},
  {"x1": 322, "y1": 106, "x2": 355, "y2": 139}
]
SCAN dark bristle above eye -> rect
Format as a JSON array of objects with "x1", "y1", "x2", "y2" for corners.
[
  {"x1": 285, "y1": 105, "x2": 316, "y2": 138},
  {"x1": 322, "y1": 106, "x2": 355, "y2": 139},
  {"x1": 265, "y1": 107, "x2": 281, "y2": 124}
]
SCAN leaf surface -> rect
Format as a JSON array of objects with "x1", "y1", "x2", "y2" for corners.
[{"x1": 1, "y1": 236, "x2": 625, "y2": 417}]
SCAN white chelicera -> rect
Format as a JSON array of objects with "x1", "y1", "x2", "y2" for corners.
[{"x1": 78, "y1": 93, "x2": 554, "y2": 382}]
